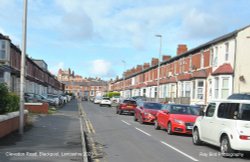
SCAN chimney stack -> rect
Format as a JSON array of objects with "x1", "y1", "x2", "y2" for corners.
[
  {"x1": 136, "y1": 65, "x2": 143, "y2": 72},
  {"x1": 162, "y1": 55, "x2": 171, "y2": 62},
  {"x1": 143, "y1": 63, "x2": 150, "y2": 69},
  {"x1": 177, "y1": 44, "x2": 188, "y2": 56},
  {"x1": 151, "y1": 58, "x2": 159, "y2": 66}
]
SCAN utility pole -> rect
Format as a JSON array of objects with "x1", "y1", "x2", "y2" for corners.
[
  {"x1": 19, "y1": 0, "x2": 28, "y2": 135},
  {"x1": 155, "y1": 35, "x2": 162, "y2": 102}
]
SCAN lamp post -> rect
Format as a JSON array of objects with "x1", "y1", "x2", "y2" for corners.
[
  {"x1": 19, "y1": 0, "x2": 28, "y2": 135},
  {"x1": 122, "y1": 60, "x2": 126, "y2": 98},
  {"x1": 155, "y1": 35, "x2": 162, "y2": 102}
]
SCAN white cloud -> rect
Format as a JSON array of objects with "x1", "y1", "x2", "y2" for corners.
[
  {"x1": 91, "y1": 59, "x2": 115, "y2": 78},
  {"x1": 49, "y1": 62, "x2": 64, "y2": 75}
]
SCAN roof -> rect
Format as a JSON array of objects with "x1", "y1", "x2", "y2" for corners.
[
  {"x1": 192, "y1": 69, "x2": 208, "y2": 78},
  {"x1": 112, "y1": 24, "x2": 250, "y2": 84},
  {"x1": 177, "y1": 73, "x2": 192, "y2": 81},
  {"x1": 212, "y1": 63, "x2": 234, "y2": 75}
]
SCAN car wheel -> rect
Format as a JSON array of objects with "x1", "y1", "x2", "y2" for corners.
[
  {"x1": 221, "y1": 135, "x2": 234, "y2": 157},
  {"x1": 134, "y1": 114, "x2": 138, "y2": 121},
  {"x1": 192, "y1": 128, "x2": 202, "y2": 145},
  {"x1": 154, "y1": 120, "x2": 160, "y2": 130},
  {"x1": 167, "y1": 122, "x2": 173, "y2": 135},
  {"x1": 139, "y1": 115, "x2": 144, "y2": 124},
  {"x1": 119, "y1": 110, "x2": 123, "y2": 115}
]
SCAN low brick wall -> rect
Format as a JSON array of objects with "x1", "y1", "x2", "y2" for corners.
[
  {"x1": 0, "y1": 110, "x2": 28, "y2": 138},
  {"x1": 25, "y1": 103, "x2": 49, "y2": 114}
]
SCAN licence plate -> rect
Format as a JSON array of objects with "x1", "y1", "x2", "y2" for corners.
[
  {"x1": 127, "y1": 106, "x2": 133, "y2": 108},
  {"x1": 187, "y1": 126, "x2": 193, "y2": 130}
]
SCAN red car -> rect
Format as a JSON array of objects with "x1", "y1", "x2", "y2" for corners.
[
  {"x1": 134, "y1": 101, "x2": 162, "y2": 124},
  {"x1": 116, "y1": 99, "x2": 137, "y2": 115},
  {"x1": 155, "y1": 104, "x2": 200, "y2": 135}
]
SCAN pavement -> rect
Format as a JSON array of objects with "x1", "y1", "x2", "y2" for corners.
[
  {"x1": 81, "y1": 101, "x2": 250, "y2": 162},
  {"x1": 0, "y1": 99, "x2": 83, "y2": 162}
]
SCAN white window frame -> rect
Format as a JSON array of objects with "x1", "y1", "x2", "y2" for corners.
[
  {"x1": 200, "y1": 50, "x2": 204, "y2": 68},
  {"x1": 225, "y1": 42, "x2": 229, "y2": 61},
  {"x1": 210, "y1": 48, "x2": 214, "y2": 66},
  {"x1": 197, "y1": 80, "x2": 204, "y2": 99},
  {"x1": 214, "y1": 47, "x2": 218, "y2": 67},
  {"x1": 221, "y1": 77, "x2": 229, "y2": 99}
]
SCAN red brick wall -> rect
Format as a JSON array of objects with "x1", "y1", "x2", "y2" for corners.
[
  {"x1": 204, "y1": 50, "x2": 210, "y2": 67},
  {"x1": 25, "y1": 103, "x2": 49, "y2": 114},
  {"x1": 192, "y1": 53, "x2": 201, "y2": 69},
  {"x1": 0, "y1": 114, "x2": 28, "y2": 138}
]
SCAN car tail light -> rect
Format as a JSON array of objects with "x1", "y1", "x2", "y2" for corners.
[{"x1": 239, "y1": 135, "x2": 250, "y2": 140}]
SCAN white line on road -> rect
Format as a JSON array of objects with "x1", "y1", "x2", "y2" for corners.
[
  {"x1": 135, "y1": 127, "x2": 152, "y2": 136},
  {"x1": 121, "y1": 120, "x2": 131, "y2": 125},
  {"x1": 160, "y1": 141, "x2": 199, "y2": 162}
]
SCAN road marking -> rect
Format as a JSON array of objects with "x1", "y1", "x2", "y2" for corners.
[
  {"x1": 121, "y1": 120, "x2": 131, "y2": 125},
  {"x1": 135, "y1": 127, "x2": 152, "y2": 136},
  {"x1": 160, "y1": 141, "x2": 199, "y2": 162}
]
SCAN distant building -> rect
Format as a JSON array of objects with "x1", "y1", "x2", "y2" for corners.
[
  {"x1": 0, "y1": 33, "x2": 64, "y2": 95},
  {"x1": 57, "y1": 69, "x2": 108, "y2": 98}
]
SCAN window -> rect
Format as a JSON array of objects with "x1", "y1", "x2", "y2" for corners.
[
  {"x1": 0, "y1": 40, "x2": 6, "y2": 60},
  {"x1": 225, "y1": 42, "x2": 229, "y2": 61},
  {"x1": 185, "y1": 82, "x2": 191, "y2": 97},
  {"x1": 208, "y1": 79, "x2": 212, "y2": 97},
  {"x1": 200, "y1": 50, "x2": 204, "y2": 68},
  {"x1": 240, "y1": 104, "x2": 250, "y2": 121},
  {"x1": 221, "y1": 78, "x2": 229, "y2": 99},
  {"x1": 218, "y1": 103, "x2": 239, "y2": 119},
  {"x1": 210, "y1": 48, "x2": 214, "y2": 66},
  {"x1": 214, "y1": 77, "x2": 219, "y2": 98},
  {"x1": 154, "y1": 87, "x2": 157, "y2": 98},
  {"x1": 205, "y1": 103, "x2": 216, "y2": 117},
  {"x1": 214, "y1": 47, "x2": 218, "y2": 67},
  {"x1": 197, "y1": 80, "x2": 204, "y2": 99},
  {"x1": 192, "y1": 80, "x2": 196, "y2": 99}
]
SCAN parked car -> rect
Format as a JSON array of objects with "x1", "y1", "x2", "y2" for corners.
[
  {"x1": 134, "y1": 101, "x2": 162, "y2": 124},
  {"x1": 24, "y1": 93, "x2": 56, "y2": 106},
  {"x1": 82, "y1": 96, "x2": 88, "y2": 101},
  {"x1": 44, "y1": 94, "x2": 60, "y2": 106},
  {"x1": 228, "y1": 93, "x2": 250, "y2": 100},
  {"x1": 111, "y1": 96, "x2": 120, "y2": 103},
  {"x1": 155, "y1": 104, "x2": 200, "y2": 135},
  {"x1": 116, "y1": 99, "x2": 137, "y2": 115},
  {"x1": 100, "y1": 97, "x2": 111, "y2": 107},
  {"x1": 94, "y1": 96, "x2": 102, "y2": 104},
  {"x1": 192, "y1": 100, "x2": 250, "y2": 157},
  {"x1": 130, "y1": 96, "x2": 147, "y2": 101}
]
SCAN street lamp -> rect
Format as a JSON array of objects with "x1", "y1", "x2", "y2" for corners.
[
  {"x1": 155, "y1": 34, "x2": 162, "y2": 102},
  {"x1": 121, "y1": 60, "x2": 126, "y2": 98},
  {"x1": 19, "y1": 0, "x2": 28, "y2": 135}
]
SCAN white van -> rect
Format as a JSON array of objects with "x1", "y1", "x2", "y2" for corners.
[{"x1": 192, "y1": 100, "x2": 250, "y2": 157}]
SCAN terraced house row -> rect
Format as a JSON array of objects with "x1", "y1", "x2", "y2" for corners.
[
  {"x1": 0, "y1": 33, "x2": 64, "y2": 95},
  {"x1": 110, "y1": 25, "x2": 250, "y2": 105}
]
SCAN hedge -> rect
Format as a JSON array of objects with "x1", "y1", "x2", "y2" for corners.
[{"x1": 0, "y1": 83, "x2": 19, "y2": 114}]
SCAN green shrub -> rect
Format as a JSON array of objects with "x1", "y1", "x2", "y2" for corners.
[
  {"x1": 104, "y1": 92, "x2": 120, "y2": 98},
  {"x1": 0, "y1": 83, "x2": 20, "y2": 114}
]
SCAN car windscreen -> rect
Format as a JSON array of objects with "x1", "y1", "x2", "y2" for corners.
[
  {"x1": 102, "y1": 98, "x2": 110, "y2": 100},
  {"x1": 123, "y1": 100, "x2": 136, "y2": 105},
  {"x1": 240, "y1": 104, "x2": 250, "y2": 121},
  {"x1": 170, "y1": 105, "x2": 199, "y2": 115},
  {"x1": 143, "y1": 103, "x2": 162, "y2": 110}
]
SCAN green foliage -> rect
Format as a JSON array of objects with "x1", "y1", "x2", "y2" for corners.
[
  {"x1": 104, "y1": 92, "x2": 120, "y2": 98},
  {"x1": 0, "y1": 83, "x2": 20, "y2": 114}
]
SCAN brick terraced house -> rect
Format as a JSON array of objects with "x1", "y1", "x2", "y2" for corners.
[
  {"x1": 110, "y1": 25, "x2": 250, "y2": 105},
  {"x1": 57, "y1": 69, "x2": 108, "y2": 98},
  {"x1": 0, "y1": 33, "x2": 64, "y2": 95}
]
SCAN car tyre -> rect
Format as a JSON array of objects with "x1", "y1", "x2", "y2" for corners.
[
  {"x1": 134, "y1": 114, "x2": 138, "y2": 121},
  {"x1": 154, "y1": 120, "x2": 160, "y2": 130},
  {"x1": 119, "y1": 110, "x2": 123, "y2": 115},
  {"x1": 139, "y1": 115, "x2": 144, "y2": 124},
  {"x1": 167, "y1": 122, "x2": 173, "y2": 135},
  {"x1": 220, "y1": 135, "x2": 234, "y2": 157},
  {"x1": 192, "y1": 128, "x2": 202, "y2": 145}
]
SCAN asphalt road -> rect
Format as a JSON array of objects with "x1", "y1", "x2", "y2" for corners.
[{"x1": 81, "y1": 101, "x2": 250, "y2": 162}]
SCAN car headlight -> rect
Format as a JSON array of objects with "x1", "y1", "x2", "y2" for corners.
[{"x1": 174, "y1": 119, "x2": 185, "y2": 125}]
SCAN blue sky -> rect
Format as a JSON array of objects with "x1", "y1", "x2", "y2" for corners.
[{"x1": 0, "y1": 0, "x2": 250, "y2": 80}]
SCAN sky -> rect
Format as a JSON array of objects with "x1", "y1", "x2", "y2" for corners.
[{"x1": 0, "y1": 0, "x2": 250, "y2": 80}]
